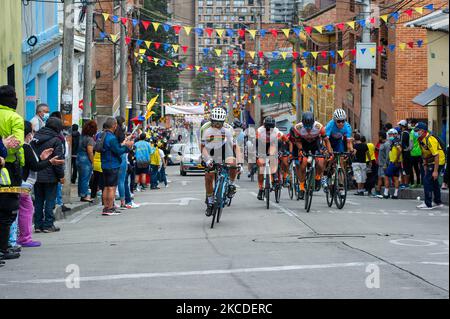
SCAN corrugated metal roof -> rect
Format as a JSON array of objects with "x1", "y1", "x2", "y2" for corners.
[
  {"x1": 412, "y1": 83, "x2": 449, "y2": 106},
  {"x1": 405, "y1": 9, "x2": 449, "y2": 32}
]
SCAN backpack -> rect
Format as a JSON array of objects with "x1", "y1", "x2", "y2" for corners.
[
  {"x1": 94, "y1": 132, "x2": 107, "y2": 153},
  {"x1": 424, "y1": 133, "x2": 446, "y2": 153}
]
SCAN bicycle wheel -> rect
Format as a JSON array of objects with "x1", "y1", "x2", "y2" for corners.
[
  {"x1": 275, "y1": 181, "x2": 281, "y2": 203},
  {"x1": 216, "y1": 180, "x2": 226, "y2": 224},
  {"x1": 210, "y1": 202, "x2": 218, "y2": 229},
  {"x1": 265, "y1": 173, "x2": 270, "y2": 209},
  {"x1": 335, "y1": 168, "x2": 347, "y2": 209},
  {"x1": 305, "y1": 168, "x2": 315, "y2": 213},
  {"x1": 288, "y1": 174, "x2": 294, "y2": 200},
  {"x1": 326, "y1": 173, "x2": 334, "y2": 208}
]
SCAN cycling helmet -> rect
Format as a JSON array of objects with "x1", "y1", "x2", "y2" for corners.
[
  {"x1": 302, "y1": 112, "x2": 315, "y2": 129},
  {"x1": 263, "y1": 116, "x2": 276, "y2": 129},
  {"x1": 210, "y1": 107, "x2": 227, "y2": 122},
  {"x1": 233, "y1": 119, "x2": 243, "y2": 129},
  {"x1": 333, "y1": 108, "x2": 347, "y2": 121},
  {"x1": 387, "y1": 128, "x2": 398, "y2": 135}
]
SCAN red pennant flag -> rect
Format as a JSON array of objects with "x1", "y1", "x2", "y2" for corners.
[
  {"x1": 258, "y1": 94, "x2": 261, "y2": 98},
  {"x1": 264, "y1": 80, "x2": 269, "y2": 85},
  {"x1": 377, "y1": 45, "x2": 384, "y2": 53},
  {"x1": 270, "y1": 29, "x2": 278, "y2": 38},
  {"x1": 154, "y1": 42, "x2": 161, "y2": 49},
  {"x1": 181, "y1": 46, "x2": 188, "y2": 53},
  {"x1": 270, "y1": 93, "x2": 275, "y2": 97},
  {"x1": 125, "y1": 37, "x2": 131, "y2": 45},
  {"x1": 338, "y1": 62, "x2": 344, "y2": 67},
  {"x1": 321, "y1": 51, "x2": 327, "y2": 58},
  {"x1": 274, "y1": 69, "x2": 280, "y2": 75},
  {"x1": 238, "y1": 29, "x2": 246, "y2": 38},
  {"x1": 258, "y1": 51, "x2": 264, "y2": 58},
  {"x1": 209, "y1": 67, "x2": 214, "y2": 72},
  {"x1": 121, "y1": 17, "x2": 128, "y2": 25},
  {"x1": 188, "y1": 65, "x2": 194, "y2": 70},
  {"x1": 317, "y1": 66, "x2": 322, "y2": 71},
  {"x1": 253, "y1": 70, "x2": 258, "y2": 75},
  {"x1": 407, "y1": 41, "x2": 414, "y2": 48},
  {"x1": 293, "y1": 52, "x2": 299, "y2": 59},
  {"x1": 173, "y1": 25, "x2": 182, "y2": 34},
  {"x1": 405, "y1": 9, "x2": 413, "y2": 17},
  {"x1": 228, "y1": 50, "x2": 234, "y2": 57},
  {"x1": 370, "y1": 18, "x2": 376, "y2": 24},
  {"x1": 336, "y1": 23, "x2": 345, "y2": 30},
  {"x1": 141, "y1": 20, "x2": 150, "y2": 30},
  {"x1": 305, "y1": 26, "x2": 313, "y2": 34},
  {"x1": 167, "y1": 61, "x2": 173, "y2": 67},
  {"x1": 281, "y1": 82, "x2": 285, "y2": 87},
  {"x1": 147, "y1": 56, "x2": 153, "y2": 62},
  {"x1": 205, "y1": 28, "x2": 214, "y2": 37},
  {"x1": 350, "y1": 49, "x2": 357, "y2": 56}
]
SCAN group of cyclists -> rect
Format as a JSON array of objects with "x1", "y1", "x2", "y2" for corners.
[{"x1": 199, "y1": 106, "x2": 355, "y2": 216}]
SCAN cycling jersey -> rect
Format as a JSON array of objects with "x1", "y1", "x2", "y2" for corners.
[
  {"x1": 200, "y1": 122, "x2": 236, "y2": 162},
  {"x1": 325, "y1": 119, "x2": 352, "y2": 152},
  {"x1": 290, "y1": 121, "x2": 327, "y2": 154},
  {"x1": 256, "y1": 126, "x2": 288, "y2": 157}
]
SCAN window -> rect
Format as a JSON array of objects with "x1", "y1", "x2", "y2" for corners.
[
  {"x1": 381, "y1": 55, "x2": 388, "y2": 80},
  {"x1": 7, "y1": 65, "x2": 15, "y2": 88},
  {"x1": 350, "y1": 0, "x2": 355, "y2": 12},
  {"x1": 337, "y1": 31, "x2": 343, "y2": 51}
]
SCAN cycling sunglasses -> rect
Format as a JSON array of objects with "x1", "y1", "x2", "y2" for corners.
[
  {"x1": 211, "y1": 120, "x2": 224, "y2": 126},
  {"x1": 336, "y1": 120, "x2": 345, "y2": 124}
]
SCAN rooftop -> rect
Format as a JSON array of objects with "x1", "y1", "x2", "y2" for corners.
[{"x1": 405, "y1": 9, "x2": 449, "y2": 32}]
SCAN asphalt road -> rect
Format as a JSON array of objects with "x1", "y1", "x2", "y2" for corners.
[{"x1": 0, "y1": 166, "x2": 448, "y2": 299}]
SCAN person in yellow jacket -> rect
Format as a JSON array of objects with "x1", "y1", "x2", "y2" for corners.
[
  {"x1": 89, "y1": 132, "x2": 104, "y2": 200},
  {"x1": 150, "y1": 139, "x2": 160, "y2": 190}
]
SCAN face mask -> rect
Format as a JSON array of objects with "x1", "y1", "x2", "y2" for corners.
[
  {"x1": 389, "y1": 137, "x2": 396, "y2": 142},
  {"x1": 42, "y1": 113, "x2": 50, "y2": 122}
]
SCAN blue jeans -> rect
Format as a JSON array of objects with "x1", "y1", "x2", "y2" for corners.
[
  {"x1": 8, "y1": 215, "x2": 18, "y2": 247},
  {"x1": 423, "y1": 165, "x2": 444, "y2": 207},
  {"x1": 34, "y1": 182, "x2": 58, "y2": 229},
  {"x1": 159, "y1": 166, "x2": 167, "y2": 186},
  {"x1": 150, "y1": 165, "x2": 159, "y2": 188},
  {"x1": 118, "y1": 154, "x2": 128, "y2": 200},
  {"x1": 76, "y1": 152, "x2": 93, "y2": 198},
  {"x1": 56, "y1": 183, "x2": 63, "y2": 206},
  {"x1": 125, "y1": 171, "x2": 132, "y2": 204}
]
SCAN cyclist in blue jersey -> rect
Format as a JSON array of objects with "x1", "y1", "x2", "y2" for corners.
[{"x1": 325, "y1": 109, "x2": 354, "y2": 154}]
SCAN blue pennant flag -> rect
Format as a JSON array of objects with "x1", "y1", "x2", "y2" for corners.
[
  {"x1": 424, "y1": 4, "x2": 434, "y2": 10},
  {"x1": 267, "y1": 70, "x2": 272, "y2": 75},
  {"x1": 226, "y1": 29, "x2": 235, "y2": 37},
  {"x1": 260, "y1": 29, "x2": 267, "y2": 38},
  {"x1": 361, "y1": 48, "x2": 367, "y2": 54},
  {"x1": 307, "y1": 84, "x2": 312, "y2": 89},
  {"x1": 181, "y1": 64, "x2": 187, "y2": 69},
  {"x1": 163, "y1": 43, "x2": 170, "y2": 51},
  {"x1": 310, "y1": 66, "x2": 315, "y2": 71},
  {"x1": 417, "y1": 40, "x2": 424, "y2": 47},
  {"x1": 100, "y1": 32, "x2": 106, "y2": 40},
  {"x1": 136, "y1": 39, "x2": 144, "y2": 47},
  {"x1": 163, "y1": 24, "x2": 171, "y2": 32},
  {"x1": 325, "y1": 24, "x2": 334, "y2": 32},
  {"x1": 318, "y1": 84, "x2": 323, "y2": 89},
  {"x1": 288, "y1": 68, "x2": 293, "y2": 73},
  {"x1": 203, "y1": 48, "x2": 210, "y2": 55},
  {"x1": 245, "y1": 70, "x2": 251, "y2": 75},
  {"x1": 329, "y1": 51, "x2": 335, "y2": 58},
  {"x1": 272, "y1": 52, "x2": 279, "y2": 58},
  {"x1": 112, "y1": 16, "x2": 119, "y2": 23},
  {"x1": 132, "y1": 19, "x2": 139, "y2": 27},
  {"x1": 391, "y1": 12, "x2": 400, "y2": 21},
  {"x1": 331, "y1": 63, "x2": 337, "y2": 69},
  {"x1": 258, "y1": 80, "x2": 263, "y2": 86},
  {"x1": 389, "y1": 44, "x2": 396, "y2": 51},
  {"x1": 358, "y1": 19, "x2": 366, "y2": 28},
  {"x1": 293, "y1": 28, "x2": 301, "y2": 37},
  {"x1": 303, "y1": 52, "x2": 310, "y2": 59},
  {"x1": 195, "y1": 28, "x2": 203, "y2": 36},
  {"x1": 160, "y1": 59, "x2": 166, "y2": 66},
  {"x1": 240, "y1": 50, "x2": 246, "y2": 59}
]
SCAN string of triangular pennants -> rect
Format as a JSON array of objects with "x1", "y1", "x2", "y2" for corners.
[{"x1": 98, "y1": 3, "x2": 436, "y2": 39}]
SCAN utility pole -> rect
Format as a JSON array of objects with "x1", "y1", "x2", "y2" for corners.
[
  {"x1": 60, "y1": 0, "x2": 74, "y2": 204},
  {"x1": 82, "y1": 0, "x2": 93, "y2": 122},
  {"x1": 360, "y1": 0, "x2": 372, "y2": 141},
  {"x1": 119, "y1": 0, "x2": 128, "y2": 119},
  {"x1": 293, "y1": 2, "x2": 302, "y2": 124},
  {"x1": 254, "y1": 0, "x2": 262, "y2": 128},
  {"x1": 161, "y1": 88, "x2": 165, "y2": 118},
  {"x1": 131, "y1": 8, "x2": 140, "y2": 122}
]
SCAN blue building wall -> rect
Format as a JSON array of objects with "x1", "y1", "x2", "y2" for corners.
[{"x1": 22, "y1": 0, "x2": 60, "y2": 121}]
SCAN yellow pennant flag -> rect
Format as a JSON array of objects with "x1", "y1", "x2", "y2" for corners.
[
  {"x1": 134, "y1": 52, "x2": 139, "y2": 58},
  {"x1": 174, "y1": 62, "x2": 179, "y2": 67},
  {"x1": 281, "y1": 52, "x2": 288, "y2": 60},
  {"x1": 154, "y1": 58, "x2": 160, "y2": 64},
  {"x1": 215, "y1": 68, "x2": 221, "y2": 74},
  {"x1": 215, "y1": 49, "x2": 222, "y2": 56},
  {"x1": 286, "y1": 83, "x2": 291, "y2": 88},
  {"x1": 260, "y1": 70, "x2": 266, "y2": 76},
  {"x1": 139, "y1": 58, "x2": 144, "y2": 64},
  {"x1": 248, "y1": 30, "x2": 257, "y2": 39},
  {"x1": 281, "y1": 69, "x2": 286, "y2": 73},
  {"x1": 102, "y1": 13, "x2": 110, "y2": 21},
  {"x1": 314, "y1": 26, "x2": 323, "y2": 34},
  {"x1": 146, "y1": 95, "x2": 159, "y2": 113},
  {"x1": 219, "y1": 74, "x2": 224, "y2": 78},
  {"x1": 302, "y1": 84, "x2": 307, "y2": 90},
  {"x1": 337, "y1": 50, "x2": 345, "y2": 58},
  {"x1": 216, "y1": 29, "x2": 225, "y2": 37},
  {"x1": 237, "y1": 69, "x2": 243, "y2": 75},
  {"x1": 345, "y1": 61, "x2": 351, "y2": 66},
  {"x1": 302, "y1": 67, "x2": 308, "y2": 73},
  {"x1": 282, "y1": 29, "x2": 290, "y2": 38},
  {"x1": 152, "y1": 22, "x2": 160, "y2": 31},
  {"x1": 235, "y1": 77, "x2": 241, "y2": 82},
  {"x1": 184, "y1": 26, "x2": 192, "y2": 35},
  {"x1": 253, "y1": 95, "x2": 257, "y2": 100},
  {"x1": 110, "y1": 33, "x2": 119, "y2": 43},
  {"x1": 145, "y1": 41, "x2": 152, "y2": 49},
  {"x1": 311, "y1": 52, "x2": 319, "y2": 59},
  {"x1": 253, "y1": 80, "x2": 257, "y2": 85},
  {"x1": 172, "y1": 45, "x2": 180, "y2": 52},
  {"x1": 266, "y1": 94, "x2": 271, "y2": 98},
  {"x1": 347, "y1": 21, "x2": 355, "y2": 29},
  {"x1": 331, "y1": 85, "x2": 335, "y2": 89},
  {"x1": 380, "y1": 15, "x2": 389, "y2": 23},
  {"x1": 195, "y1": 66, "x2": 201, "y2": 71},
  {"x1": 323, "y1": 65, "x2": 329, "y2": 71},
  {"x1": 249, "y1": 51, "x2": 256, "y2": 59},
  {"x1": 139, "y1": 49, "x2": 146, "y2": 55},
  {"x1": 399, "y1": 42, "x2": 406, "y2": 50},
  {"x1": 269, "y1": 81, "x2": 274, "y2": 87},
  {"x1": 414, "y1": 7, "x2": 423, "y2": 14}
]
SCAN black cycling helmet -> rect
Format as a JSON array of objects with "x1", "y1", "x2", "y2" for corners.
[
  {"x1": 233, "y1": 119, "x2": 243, "y2": 129},
  {"x1": 263, "y1": 116, "x2": 276, "y2": 129},
  {"x1": 302, "y1": 112, "x2": 315, "y2": 129}
]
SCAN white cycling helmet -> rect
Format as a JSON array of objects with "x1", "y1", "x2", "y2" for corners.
[
  {"x1": 210, "y1": 107, "x2": 227, "y2": 122},
  {"x1": 387, "y1": 128, "x2": 398, "y2": 135},
  {"x1": 333, "y1": 108, "x2": 347, "y2": 121}
]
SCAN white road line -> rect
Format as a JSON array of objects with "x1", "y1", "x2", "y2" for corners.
[{"x1": 9, "y1": 261, "x2": 448, "y2": 285}]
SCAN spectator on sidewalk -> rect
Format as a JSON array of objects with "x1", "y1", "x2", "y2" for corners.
[
  {"x1": 365, "y1": 137, "x2": 378, "y2": 196},
  {"x1": 71, "y1": 124, "x2": 80, "y2": 184},
  {"x1": 442, "y1": 145, "x2": 448, "y2": 190},
  {"x1": 30, "y1": 103, "x2": 50, "y2": 133},
  {"x1": 384, "y1": 128, "x2": 403, "y2": 199},
  {"x1": 352, "y1": 134, "x2": 370, "y2": 196},
  {"x1": 375, "y1": 131, "x2": 389, "y2": 198},
  {"x1": 158, "y1": 141, "x2": 168, "y2": 188},
  {"x1": 77, "y1": 120, "x2": 97, "y2": 203},
  {"x1": 414, "y1": 122, "x2": 445, "y2": 210},
  {"x1": 0, "y1": 85, "x2": 24, "y2": 261},
  {"x1": 90, "y1": 130, "x2": 104, "y2": 201},
  {"x1": 100, "y1": 117, "x2": 133, "y2": 215},
  {"x1": 134, "y1": 133, "x2": 154, "y2": 192},
  {"x1": 18, "y1": 121, "x2": 65, "y2": 247},
  {"x1": 409, "y1": 119, "x2": 423, "y2": 188},
  {"x1": 398, "y1": 120, "x2": 412, "y2": 190},
  {"x1": 115, "y1": 116, "x2": 132, "y2": 209},
  {"x1": 31, "y1": 117, "x2": 65, "y2": 233},
  {"x1": 150, "y1": 139, "x2": 161, "y2": 190}
]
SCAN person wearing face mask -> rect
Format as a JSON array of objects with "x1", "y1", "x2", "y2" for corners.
[
  {"x1": 414, "y1": 122, "x2": 446, "y2": 210},
  {"x1": 383, "y1": 129, "x2": 403, "y2": 199},
  {"x1": 30, "y1": 104, "x2": 50, "y2": 133}
]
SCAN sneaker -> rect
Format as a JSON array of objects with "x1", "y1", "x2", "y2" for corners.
[
  {"x1": 165, "y1": 184, "x2": 169, "y2": 188},
  {"x1": 227, "y1": 184, "x2": 237, "y2": 198},
  {"x1": 34, "y1": 228, "x2": 43, "y2": 233},
  {"x1": 433, "y1": 203, "x2": 444, "y2": 209},
  {"x1": 418, "y1": 205, "x2": 434, "y2": 210},
  {"x1": 354, "y1": 191, "x2": 364, "y2": 196},
  {"x1": 416, "y1": 202, "x2": 428, "y2": 209},
  {"x1": 8, "y1": 245, "x2": 21, "y2": 253},
  {"x1": 205, "y1": 205, "x2": 213, "y2": 217},
  {"x1": 383, "y1": 194, "x2": 390, "y2": 199},
  {"x1": 18, "y1": 241, "x2": 41, "y2": 248},
  {"x1": 0, "y1": 249, "x2": 20, "y2": 260},
  {"x1": 125, "y1": 202, "x2": 140, "y2": 209},
  {"x1": 391, "y1": 195, "x2": 399, "y2": 199},
  {"x1": 314, "y1": 179, "x2": 321, "y2": 192},
  {"x1": 61, "y1": 204, "x2": 72, "y2": 212},
  {"x1": 298, "y1": 190, "x2": 305, "y2": 200},
  {"x1": 257, "y1": 189, "x2": 264, "y2": 200},
  {"x1": 442, "y1": 183, "x2": 448, "y2": 190},
  {"x1": 102, "y1": 208, "x2": 121, "y2": 216},
  {"x1": 42, "y1": 225, "x2": 60, "y2": 233}
]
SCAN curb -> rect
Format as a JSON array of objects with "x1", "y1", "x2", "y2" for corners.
[
  {"x1": 54, "y1": 199, "x2": 99, "y2": 221},
  {"x1": 399, "y1": 188, "x2": 449, "y2": 205}
]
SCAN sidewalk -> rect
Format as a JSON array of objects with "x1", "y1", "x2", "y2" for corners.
[
  {"x1": 399, "y1": 187, "x2": 449, "y2": 205},
  {"x1": 54, "y1": 183, "x2": 99, "y2": 221}
]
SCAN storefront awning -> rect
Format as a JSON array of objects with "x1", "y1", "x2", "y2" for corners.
[{"x1": 413, "y1": 83, "x2": 449, "y2": 106}]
